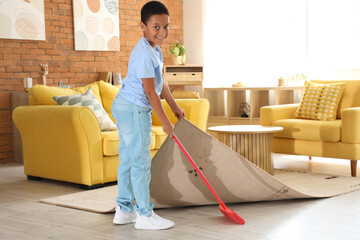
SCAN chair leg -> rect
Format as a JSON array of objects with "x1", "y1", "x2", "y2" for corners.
[
  {"x1": 351, "y1": 160, "x2": 357, "y2": 177},
  {"x1": 309, "y1": 156, "x2": 312, "y2": 160}
]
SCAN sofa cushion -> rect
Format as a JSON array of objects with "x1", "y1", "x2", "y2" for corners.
[
  {"x1": 311, "y1": 80, "x2": 360, "y2": 119},
  {"x1": 102, "y1": 131, "x2": 119, "y2": 156},
  {"x1": 101, "y1": 131, "x2": 157, "y2": 156},
  {"x1": 29, "y1": 82, "x2": 102, "y2": 105},
  {"x1": 98, "y1": 80, "x2": 120, "y2": 123},
  {"x1": 151, "y1": 99, "x2": 210, "y2": 132},
  {"x1": 172, "y1": 90, "x2": 200, "y2": 99},
  {"x1": 52, "y1": 87, "x2": 117, "y2": 131},
  {"x1": 273, "y1": 119, "x2": 341, "y2": 142},
  {"x1": 73, "y1": 83, "x2": 102, "y2": 104},
  {"x1": 152, "y1": 126, "x2": 168, "y2": 149},
  {"x1": 295, "y1": 81, "x2": 346, "y2": 121}
]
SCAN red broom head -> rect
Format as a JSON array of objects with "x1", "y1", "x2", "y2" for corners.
[{"x1": 219, "y1": 203, "x2": 245, "y2": 225}]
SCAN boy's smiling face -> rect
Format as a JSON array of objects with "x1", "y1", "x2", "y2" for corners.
[{"x1": 140, "y1": 14, "x2": 169, "y2": 48}]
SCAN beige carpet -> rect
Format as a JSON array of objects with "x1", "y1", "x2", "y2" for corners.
[{"x1": 40, "y1": 120, "x2": 360, "y2": 213}]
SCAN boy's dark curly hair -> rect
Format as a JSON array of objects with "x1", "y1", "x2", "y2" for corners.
[{"x1": 141, "y1": 1, "x2": 169, "y2": 25}]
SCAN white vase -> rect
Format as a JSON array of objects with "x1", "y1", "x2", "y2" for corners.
[
  {"x1": 181, "y1": 55, "x2": 186, "y2": 64},
  {"x1": 24, "y1": 77, "x2": 32, "y2": 92},
  {"x1": 172, "y1": 55, "x2": 186, "y2": 65}
]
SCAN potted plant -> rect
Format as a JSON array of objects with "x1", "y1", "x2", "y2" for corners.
[{"x1": 168, "y1": 42, "x2": 186, "y2": 65}]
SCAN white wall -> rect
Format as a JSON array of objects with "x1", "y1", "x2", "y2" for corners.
[{"x1": 183, "y1": 0, "x2": 204, "y2": 65}]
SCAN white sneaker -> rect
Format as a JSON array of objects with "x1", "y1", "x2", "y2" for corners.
[
  {"x1": 113, "y1": 205, "x2": 136, "y2": 224},
  {"x1": 135, "y1": 211, "x2": 175, "y2": 230}
]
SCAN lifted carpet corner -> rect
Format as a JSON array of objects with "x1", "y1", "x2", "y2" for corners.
[{"x1": 149, "y1": 119, "x2": 360, "y2": 208}]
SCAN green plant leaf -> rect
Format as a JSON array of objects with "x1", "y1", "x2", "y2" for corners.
[
  {"x1": 168, "y1": 42, "x2": 186, "y2": 57},
  {"x1": 174, "y1": 47, "x2": 180, "y2": 56}
]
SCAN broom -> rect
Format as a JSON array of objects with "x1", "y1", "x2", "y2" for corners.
[{"x1": 173, "y1": 134, "x2": 245, "y2": 225}]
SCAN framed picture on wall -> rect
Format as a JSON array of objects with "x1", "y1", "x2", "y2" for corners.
[
  {"x1": 73, "y1": 0, "x2": 120, "y2": 51},
  {"x1": 0, "y1": 0, "x2": 46, "y2": 41}
]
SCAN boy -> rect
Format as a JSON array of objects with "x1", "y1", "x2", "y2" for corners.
[{"x1": 111, "y1": 1, "x2": 185, "y2": 230}]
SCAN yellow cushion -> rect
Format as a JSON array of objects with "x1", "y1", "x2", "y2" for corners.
[
  {"x1": 150, "y1": 132, "x2": 155, "y2": 150},
  {"x1": 101, "y1": 130, "x2": 157, "y2": 156},
  {"x1": 152, "y1": 101, "x2": 192, "y2": 126},
  {"x1": 172, "y1": 90, "x2": 200, "y2": 99},
  {"x1": 152, "y1": 99, "x2": 210, "y2": 132},
  {"x1": 30, "y1": 85, "x2": 81, "y2": 105},
  {"x1": 273, "y1": 118, "x2": 341, "y2": 142},
  {"x1": 73, "y1": 82, "x2": 102, "y2": 105},
  {"x1": 102, "y1": 131, "x2": 120, "y2": 156},
  {"x1": 29, "y1": 93, "x2": 43, "y2": 105},
  {"x1": 98, "y1": 80, "x2": 120, "y2": 123},
  {"x1": 311, "y1": 80, "x2": 360, "y2": 118},
  {"x1": 152, "y1": 126, "x2": 167, "y2": 149},
  {"x1": 295, "y1": 81, "x2": 346, "y2": 120},
  {"x1": 29, "y1": 82, "x2": 102, "y2": 105}
]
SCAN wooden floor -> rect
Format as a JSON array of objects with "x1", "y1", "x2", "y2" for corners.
[{"x1": 1, "y1": 154, "x2": 360, "y2": 240}]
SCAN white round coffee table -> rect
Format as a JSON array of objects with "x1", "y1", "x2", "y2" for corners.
[{"x1": 208, "y1": 125, "x2": 283, "y2": 175}]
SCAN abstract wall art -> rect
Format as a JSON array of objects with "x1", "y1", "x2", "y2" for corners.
[
  {"x1": 73, "y1": 0, "x2": 120, "y2": 51},
  {"x1": 0, "y1": 0, "x2": 46, "y2": 40}
]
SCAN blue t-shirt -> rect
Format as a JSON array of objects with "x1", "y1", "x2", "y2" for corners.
[{"x1": 119, "y1": 37, "x2": 164, "y2": 108}]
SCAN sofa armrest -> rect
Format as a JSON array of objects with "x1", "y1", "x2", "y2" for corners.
[
  {"x1": 342, "y1": 107, "x2": 360, "y2": 144},
  {"x1": 260, "y1": 103, "x2": 299, "y2": 126},
  {"x1": 12, "y1": 105, "x2": 104, "y2": 186},
  {"x1": 152, "y1": 99, "x2": 210, "y2": 132}
]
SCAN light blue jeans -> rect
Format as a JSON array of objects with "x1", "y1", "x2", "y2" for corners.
[{"x1": 111, "y1": 94, "x2": 154, "y2": 217}]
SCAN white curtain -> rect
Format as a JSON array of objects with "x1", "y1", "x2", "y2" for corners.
[
  {"x1": 202, "y1": 0, "x2": 360, "y2": 87},
  {"x1": 308, "y1": 0, "x2": 360, "y2": 76}
]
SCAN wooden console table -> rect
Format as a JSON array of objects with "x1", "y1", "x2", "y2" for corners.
[
  {"x1": 164, "y1": 65, "x2": 203, "y2": 97},
  {"x1": 208, "y1": 125, "x2": 283, "y2": 175},
  {"x1": 11, "y1": 91, "x2": 29, "y2": 163}
]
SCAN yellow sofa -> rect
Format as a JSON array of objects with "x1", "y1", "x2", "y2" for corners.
[
  {"x1": 260, "y1": 80, "x2": 360, "y2": 177},
  {"x1": 13, "y1": 81, "x2": 210, "y2": 188}
]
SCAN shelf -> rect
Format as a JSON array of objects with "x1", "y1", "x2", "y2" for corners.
[
  {"x1": 205, "y1": 86, "x2": 303, "y2": 126},
  {"x1": 228, "y1": 117, "x2": 251, "y2": 120},
  {"x1": 165, "y1": 65, "x2": 203, "y2": 73}
]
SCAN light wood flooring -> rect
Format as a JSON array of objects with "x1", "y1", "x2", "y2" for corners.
[{"x1": 1, "y1": 154, "x2": 360, "y2": 240}]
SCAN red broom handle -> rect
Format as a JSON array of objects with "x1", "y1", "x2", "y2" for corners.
[{"x1": 173, "y1": 134, "x2": 224, "y2": 205}]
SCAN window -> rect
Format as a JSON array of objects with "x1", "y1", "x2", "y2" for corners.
[
  {"x1": 308, "y1": 0, "x2": 360, "y2": 70},
  {"x1": 203, "y1": 0, "x2": 360, "y2": 87}
]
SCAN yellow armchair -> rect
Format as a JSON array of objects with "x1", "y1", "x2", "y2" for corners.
[
  {"x1": 13, "y1": 106, "x2": 106, "y2": 187},
  {"x1": 342, "y1": 107, "x2": 360, "y2": 144},
  {"x1": 13, "y1": 81, "x2": 210, "y2": 188},
  {"x1": 261, "y1": 80, "x2": 360, "y2": 177}
]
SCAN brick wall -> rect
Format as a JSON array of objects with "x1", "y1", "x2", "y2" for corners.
[{"x1": 0, "y1": 0, "x2": 183, "y2": 163}]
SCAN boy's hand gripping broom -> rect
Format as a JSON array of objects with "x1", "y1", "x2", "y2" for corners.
[{"x1": 173, "y1": 134, "x2": 245, "y2": 225}]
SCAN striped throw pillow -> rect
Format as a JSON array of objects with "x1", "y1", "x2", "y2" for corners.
[{"x1": 53, "y1": 87, "x2": 117, "y2": 131}]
